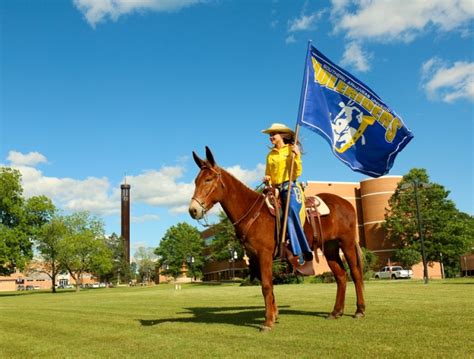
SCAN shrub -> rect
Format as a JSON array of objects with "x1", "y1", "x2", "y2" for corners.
[
  {"x1": 310, "y1": 271, "x2": 336, "y2": 283},
  {"x1": 240, "y1": 276, "x2": 260, "y2": 286}
]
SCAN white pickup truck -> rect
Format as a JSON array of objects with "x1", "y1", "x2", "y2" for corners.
[{"x1": 374, "y1": 266, "x2": 412, "y2": 279}]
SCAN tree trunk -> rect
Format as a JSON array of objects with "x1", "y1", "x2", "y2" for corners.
[
  {"x1": 52, "y1": 273, "x2": 56, "y2": 293},
  {"x1": 51, "y1": 262, "x2": 56, "y2": 293}
]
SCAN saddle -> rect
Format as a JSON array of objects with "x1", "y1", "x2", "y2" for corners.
[{"x1": 264, "y1": 185, "x2": 330, "y2": 273}]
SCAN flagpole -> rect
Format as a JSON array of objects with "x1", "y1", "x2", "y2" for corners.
[{"x1": 280, "y1": 40, "x2": 312, "y2": 250}]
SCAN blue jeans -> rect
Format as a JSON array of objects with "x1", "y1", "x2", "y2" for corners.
[{"x1": 280, "y1": 182, "x2": 312, "y2": 258}]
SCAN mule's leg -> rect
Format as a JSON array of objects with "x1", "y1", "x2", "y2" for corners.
[
  {"x1": 341, "y1": 242, "x2": 365, "y2": 318},
  {"x1": 259, "y1": 253, "x2": 277, "y2": 331},
  {"x1": 273, "y1": 289, "x2": 279, "y2": 321},
  {"x1": 324, "y1": 242, "x2": 347, "y2": 319}
]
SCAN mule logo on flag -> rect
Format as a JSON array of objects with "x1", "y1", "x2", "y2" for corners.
[{"x1": 298, "y1": 45, "x2": 413, "y2": 177}]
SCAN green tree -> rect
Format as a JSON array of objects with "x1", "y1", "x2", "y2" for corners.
[
  {"x1": 134, "y1": 247, "x2": 157, "y2": 283},
  {"x1": 103, "y1": 233, "x2": 130, "y2": 285},
  {"x1": 208, "y1": 212, "x2": 244, "y2": 261},
  {"x1": 393, "y1": 248, "x2": 421, "y2": 269},
  {"x1": 0, "y1": 167, "x2": 24, "y2": 227},
  {"x1": 362, "y1": 248, "x2": 378, "y2": 274},
  {"x1": 130, "y1": 261, "x2": 138, "y2": 282},
  {"x1": 59, "y1": 212, "x2": 113, "y2": 290},
  {"x1": 34, "y1": 216, "x2": 66, "y2": 293},
  {"x1": 0, "y1": 168, "x2": 55, "y2": 274},
  {"x1": 155, "y1": 222, "x2": 204, "y2": 280},
  {"x1": 384, "y1": 168, "x2": 473, "y2": 277},
  {"x1": 24, "y1": 195, "x2": 56, "y2": 231}
]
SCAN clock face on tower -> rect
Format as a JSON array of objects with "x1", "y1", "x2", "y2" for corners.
[{"x1": 122, "y1": 192, "x2": 129, "y2": 202}]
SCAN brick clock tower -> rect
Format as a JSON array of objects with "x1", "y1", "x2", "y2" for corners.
[{"x1": 121, "y1": 183, "x2": 131, "y2": 264}]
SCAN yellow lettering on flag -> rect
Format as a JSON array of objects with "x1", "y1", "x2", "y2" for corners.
[
  {"x1": 385, "y1": 117, "x2": 402, "y2": 142},
  {"x1": 344, "y1": 86, "x2": 357, "y2": 101},
  {"x1": 378, "y1": 111, "x2": 393, "y2": 128},
  {"x1": 310, "y1": 57, "x2": 402, "y2": 145},
  {"x1": 361, "y1": 97, "x2": 375, "y2": 112},
  {"x1": 326, "y1": 73, "x2": 337, "y2": 90},
  {"x1": 311, "y1": 58, "x2": 337, "y2": 90},
  {"x1": 371, "y1": 105, "x2": 384, "y2": 119},
  {"x1": 336, "y1": 79, "x2": 348, "y2": 94}
]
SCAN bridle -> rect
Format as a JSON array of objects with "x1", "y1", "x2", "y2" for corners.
[{"x1": 191, "y1": 166, "x2": 225, "y2": 225}]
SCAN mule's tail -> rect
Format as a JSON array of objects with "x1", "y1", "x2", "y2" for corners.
[{"x1": 355, "y1": 241, "x2": 365, "y2": 289}]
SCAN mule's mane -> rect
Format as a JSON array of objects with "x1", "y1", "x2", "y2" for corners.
[
  {"x1": 220, "y1": 167, "x2": 260, "y2": 193},
  {"x1": 207, "y1": 164, "x2": 263, "y2": 225}
]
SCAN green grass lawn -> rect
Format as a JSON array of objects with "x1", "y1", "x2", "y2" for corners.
[{"x1": 1, "y1": 278, "x2": 473, "y2": 358}]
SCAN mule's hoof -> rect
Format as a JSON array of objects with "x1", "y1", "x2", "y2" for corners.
[
  {"x1": 260, "y1": 325, "x2": 273, "y2": 333},
  {"x1": 354, "y1": 312, "x2": 365, "y2": 319},
  {"x1": 326, "y1": 312, "x2": 343, "y2": 320}
]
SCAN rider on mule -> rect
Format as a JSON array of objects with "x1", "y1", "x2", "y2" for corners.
[{"x1": 262, "y1": 123, "x2": 313, "y2": 265}]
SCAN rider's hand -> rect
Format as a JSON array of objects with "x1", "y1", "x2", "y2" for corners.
[{"x1": 291, "y1": 144, "x2": 300, "y2": 157}]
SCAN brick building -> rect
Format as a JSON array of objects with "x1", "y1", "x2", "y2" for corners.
[
  {"x1": 0, "y1": 261, "x2": 99, "y2": 292},
  {"x1": 304, "y1": 176, "x2": 441, "y2": 278}
]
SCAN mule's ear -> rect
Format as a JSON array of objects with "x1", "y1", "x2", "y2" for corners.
[
  {"x1": 205, "y1": 146, "x2": 216, "y2": 167},
  {"x1": 192, "y1": 151, "x2": 206, "y2": 169}
]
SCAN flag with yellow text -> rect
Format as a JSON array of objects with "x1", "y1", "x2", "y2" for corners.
[{"x1": 298, "y1": 45, "x2": 413, "y2": 177}]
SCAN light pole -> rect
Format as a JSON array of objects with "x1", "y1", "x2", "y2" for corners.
[
  {"x1": 229, "y1": 249, "x2": 238, "y2": 280},
  {"x1": 402, "y1": 179, "x2": 430, "y2": 284},
  {"x1": 439, "y1": 252, "x2": 445, "y2": 279},
  {"x1": 464, "y1": 256, "x2": 467, "y2": 277}
]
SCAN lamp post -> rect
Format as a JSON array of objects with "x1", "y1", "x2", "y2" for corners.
[
  {"x1": 439, "y1": 252, "x2": 445, "y2": 279},
  {"x1": 401, "y1": 179, "x2": 430, "y2": 284},
  {"x1": 229, "y1": 249, "x2": 238, "y2": 280},
  {"x1": 464, "y1": 256, "x2": 467, "y2": 277}
]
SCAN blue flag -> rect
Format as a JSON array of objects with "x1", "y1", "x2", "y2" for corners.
[{"x1": 298, "y1": 44, "x2": 413, "y2": 177}]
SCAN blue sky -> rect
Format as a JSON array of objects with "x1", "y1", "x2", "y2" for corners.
[{"x1": 1, "y1": 0, "x2": 473, "y2": 256}]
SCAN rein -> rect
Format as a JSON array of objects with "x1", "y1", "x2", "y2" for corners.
[
  {"x1": 232, "y1": 183, "x2": 267, "y2": 243},
  {"x1": 232, "y1": 183, "x2": 265, "y2": 226}
]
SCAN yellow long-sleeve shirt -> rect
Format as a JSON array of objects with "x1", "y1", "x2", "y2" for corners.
[{"x1": 265, "y1": 145, "x2": 302, "y2": 186}]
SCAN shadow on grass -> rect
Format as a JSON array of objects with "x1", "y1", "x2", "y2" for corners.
[
  {"x1": 139, "y1": 305, "x2": 332, "y2": 330},
  {"x1": 441, "y1": 281, "x2": 474, "y2": 285}
]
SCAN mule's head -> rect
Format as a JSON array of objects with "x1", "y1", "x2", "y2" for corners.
[{"x1": 189, "y1": 146, "x2": 224, "y2": 220}]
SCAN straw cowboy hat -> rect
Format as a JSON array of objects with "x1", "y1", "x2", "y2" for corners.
[{"x1": 261, "y1": 123, "x2": 294, "y2": 135}]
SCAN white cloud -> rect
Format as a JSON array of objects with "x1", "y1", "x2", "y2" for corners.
[
  {"x1": 128, "y1": 162, "x2": 265, "y2": 211},
  {"x1": 7, "y1": 151, "x2": 47, "y2": 166},
  {"x1": 340, "y1": 41, "x2": 372, "y2": 73},
  {"x1": 74, "y1": 0, "x2": 206, "y2": 28},
  {"x1": 421, "y1": 58, "x2": 474, "y2": 103},
  {"x1": 169, "y1": 205, "x2": 190, "y2": 215},
  {"x1": 285, "y1": 35, "x2": 296, "y2": 44},
  {"x1": 225, "y1": 163, "x2": 265, "y2": 185},
  {"x1": 2, "y1": 151, "x2": 265, "y2": 218},
  {"x1": 288, "y1": 12, "x2": 322, "y2": 32},
  {"x1": 127, "y1": 166, "x2": 194, "y2": 207},
  {"x1": 10, "y1": 163, "x2": 119, "y2": 216},
  {"x1": 332, "y1": 0, "x2": 474, "y2": 43}
]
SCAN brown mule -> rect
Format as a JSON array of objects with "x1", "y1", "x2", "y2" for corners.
[{"x1": 189, "y1": 147, "x2": 365, "y2": 330}]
